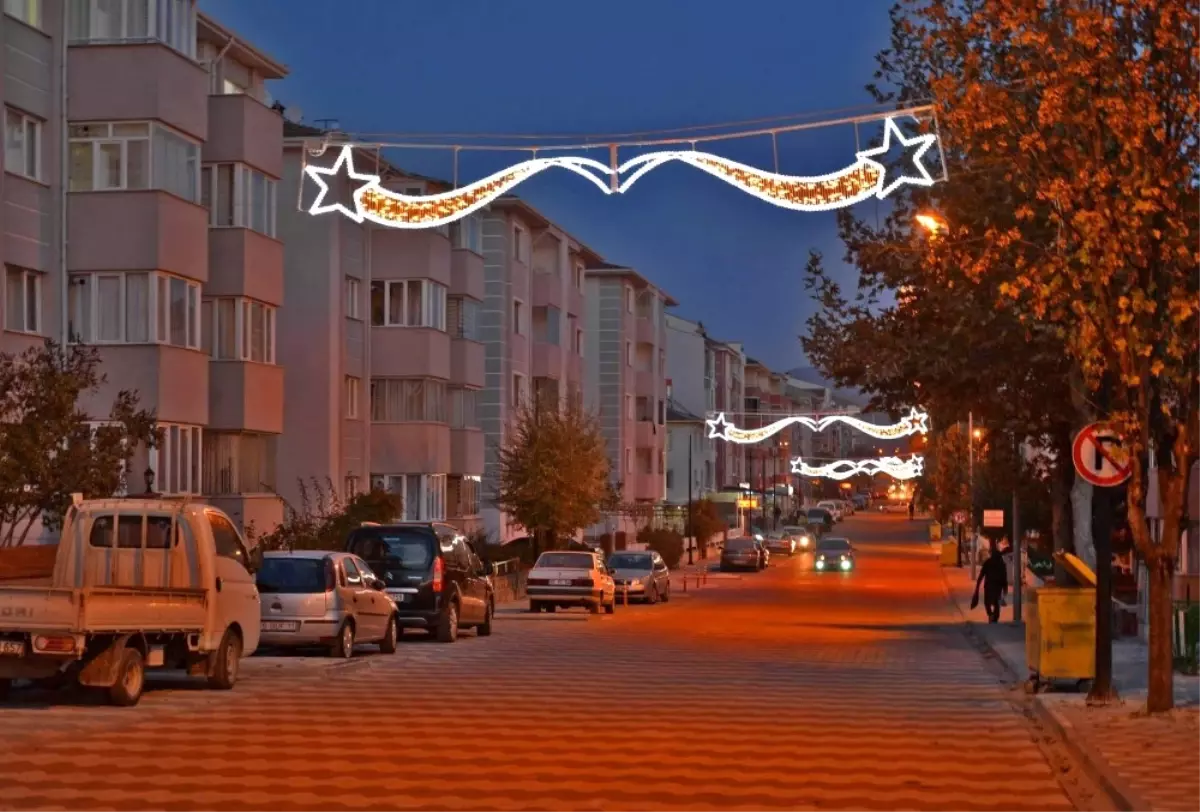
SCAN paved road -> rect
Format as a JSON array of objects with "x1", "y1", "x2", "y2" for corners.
[{"x1": 0, "y1": 514, "x2": 1095, "y2": 811}]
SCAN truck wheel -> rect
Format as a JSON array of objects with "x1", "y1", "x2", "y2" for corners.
[
  {"x1": 108, "y1": 648, "x2": 145, "y2": 707},
  {"x1": 379, "y1": 616, "x2": 399, "y2": 654},
  {"x1": 436, "y1": 601, "x2": 459, "y2": 643},
  {"x1": 208, "y1": 628, "x2": 243, "y2": 689}
]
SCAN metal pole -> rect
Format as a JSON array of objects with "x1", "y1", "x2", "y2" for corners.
[
  {"x1": 1090, "y1": 482, "x2": 1116, "y2": 701},
  {"x1": 687, "y1": 435, "x2": 694, "y2": 565},
  {"x1": 1012, "y1": 437, "x2": 1022, "y2": 623},
  {"x1": 969, "y1": 412, "x2": 977, "y2": 580}
]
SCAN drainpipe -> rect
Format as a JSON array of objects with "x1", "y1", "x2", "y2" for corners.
[{"x1": 58, "y1": 5, "x2": 69, "y2": 346}]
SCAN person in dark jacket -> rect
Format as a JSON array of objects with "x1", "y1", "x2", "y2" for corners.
[
  {"x1": 973, "y1": 546, "x2": 1009, "y2": 623},
  {"x1": 908, "y1": 501, "x2": 916, "y2": 520}
]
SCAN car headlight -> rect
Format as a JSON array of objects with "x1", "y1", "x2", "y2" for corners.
[
  {"x1": 800, "y1": 536, "x2": 810, "y2": 546},
  {"x1": 815, "y1": 559, "x2": 826, "y2": 570},
  {"x1": 840, "y1": 559, "x2": 852, "y2": 571}
]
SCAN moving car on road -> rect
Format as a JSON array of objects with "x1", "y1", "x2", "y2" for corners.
[
  {"x1": 345, "y1": 523, "x2": 495, "y2": 643},
  {"x1": 607, "y1": 551, "x2": 671, "y2": 604},
  {"x1": 817, "y1": 500, "x2": 845, "y2": 522},
  {"x1": 782, "y1": 524, "x2": 816, "y2": 550},
  {"x1": 814, "y1": 537, "x2": 856, "y2": 573},
  {"x1": 720, "y1": 537, "x2": 763, "y2": 572},
  {"x1": 806, "y1": 507, "x2": 835, "y2": 535},
  {"x1": 527, "y1": 551, "x2": 616, "y2": 614},
  {"x1": 256, "y1": 551, "x2": 399, "y2": 658},
  {"x1": 763, "y1": 530, "x2": 796, "y2": 556}
]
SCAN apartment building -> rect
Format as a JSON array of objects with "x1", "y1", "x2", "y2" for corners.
[
  {"x1": 478, "y1": 198, "x2": 596, "y2": 542},
  {"x1": 584, "y1": 263, "x2": 674, "y2": 505},
  {"x1": 2, "y1": 0, "x2": 288, "y2": 531},
  {"x1": 276, "y1": 126, "x2": 486, "y2": 533},
  {"x1": 711, "y1": 339, "x2": 746, "y2": 489},
  {"x1": 664, "y1": 312, "x2": 716, "y2": 500},
  {"x1": 664, "y1": 399, "x2": 705, "y2": 505}
]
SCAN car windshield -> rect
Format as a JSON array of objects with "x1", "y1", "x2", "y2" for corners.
[
  {"x1": 725, "y1": 538, "x2": 756, "y2": 551},
  {"x1": 817, "y1": 538, "x2": 852, "y2": 553},
  {"x1": 351, "y1": 528, "x2": 434, "y2": 572},
  {"x1": 807, "y1": 509, "x2": 829, "y2": 520},
  {"x1": 783, "y1": 526, "x2": 808, "y2": 535},
  {"x1": 255, "y1": 557, "x2": 327, "y2": 594},
  {"x1": 536, "y1": 552, "x2": 594, "y2": 569},
  {"x1": 608, "y1": 553, "x2": 652, "y2": 570}
]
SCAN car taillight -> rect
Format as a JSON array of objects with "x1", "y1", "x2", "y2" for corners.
[
  {"x1": 324, "y1": 558, "x2": 336, "y2": 591},
  {"x1": 433, "y1": 557, "x2": 444, "y2": 592}
]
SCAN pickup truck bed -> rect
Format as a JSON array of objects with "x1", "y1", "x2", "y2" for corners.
[
  {"x1": 0, "y1": 546, "x2": 57, "y2": 582},
  {"x1": 0, "y1": 586, "x2": 208, "y2": 634}
]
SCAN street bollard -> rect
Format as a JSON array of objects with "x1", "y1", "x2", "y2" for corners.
[
  {"x1": 682, "y1": 575, "x2": 688, "y2": 593},
  {"x1": 702, "y1": 569, "x2": 708, "y2": 586},
  {"x1": 622, "y1": 586, "x2": 628, "y2": 606}
]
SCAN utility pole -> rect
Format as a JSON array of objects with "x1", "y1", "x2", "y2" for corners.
[
  {"x1": 1012, "y1": 435, "x2": 1023, "y2": 623},
  {"x1": 686, "y1": 434, "x2": 694, "y2": 565},
  {"x1": 969, "y1": 411, "x2": 977, "y2": 580}
]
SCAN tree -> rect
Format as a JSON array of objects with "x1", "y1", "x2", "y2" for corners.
[
  {"x1": 493, "y1": 399, "x2": 610, "y2": 560},
  {"x1": 250, "y1": 478, "x2": 401, "y2": 551},
  {"x1": 688, "y1": 498, "x2": 726, "y2": 559},
  {"x1": 0, "y1": 342, "x2": 158, "y2": 546}
]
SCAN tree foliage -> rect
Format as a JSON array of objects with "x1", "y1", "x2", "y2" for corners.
[
  {"x1": 250, "y1": 478, "x2": 401, "y2": 551},
  {"x1": 0, "y1": 342, "x2": 158, "y2": 546},
  {"x1": 638, "y1": 527, "x2": 685, "y2": 569},
  {"x1": 688, "y1": 498, "x2": 726, "y2": 558},
  {"x1": 493, "y1": 399, "x2": 610, "y2": 559}
]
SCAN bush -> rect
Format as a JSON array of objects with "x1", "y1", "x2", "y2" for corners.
[
  {"x1": 688, "y1": 499, "x2": 726, "y2": 559},
  {"x1": 251, "y1": 478, "x2": 401, "y2": 551},
  {"x1": 638, "y1": 527, "x2": 685, "y2": 568}
]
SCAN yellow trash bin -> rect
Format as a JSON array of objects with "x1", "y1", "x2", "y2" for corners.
[
  {"x1": 1025, "y1": 553, "x2": 1097, "y2": 690},
  {"x1": 929, "y1": 522, "x2": 942, "y2": 541},
  {"x1": 940, "y1": 538, "x2": 958, "y2": 566}
]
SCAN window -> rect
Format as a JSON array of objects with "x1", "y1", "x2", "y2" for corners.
[
  {"x1": 209, "y1": 513, "x2": 248, "y2": 565},
  {"x1": 199, "y1": 163, "x2": 277, "y2": 237},
  {"x1": 625, "y1": 448, "x2": 633, "y2": 474},
  {"x1": 69, "y1": 271, "x2": 196, "y2": 347},
  {"x1": 4, "y1": 0, "x2": 41, "y2": 27},
  {"x1": 5, "y1": 266, "x2": 40, "y2": 334},
  {"x1": 369, "y1": 378, "x2": 446, "y2": 422},
  {"x1": 221, "y1": 78, "x2": 246, "y2": 96},
  {"x1": 574, "y1": 262, "x2": 584, "y2": 291},
  {"x1": 512, "y1": 299, "x2": 524, "y2": 335},
  {"x1": 4, "y1": 108, "x2": 41, "y2": 181},
  {"x1": 369, "y1": 279, "x2": 447, "y2": 329},
  {"x1": 153, "y1": 423, "x2": 202, "y2": 494},
  {"x1": 68, "y1": 0, "x2": 196, "y2": 57},
  {"x1": 451, "y1": 214, "x2": 483, "y2": 254},
  {"x1": 69, "y1": 122, "x2": 199, "y2": 201},
  {"x1": 625, "y1": 394, "x2": 633, "y2": 420},
  {"x1": 626, "y1": 341, "x2": 633, "y2": 366},
  {"x1": 512, "y1": 373, "x2": 526, "y2": 409},
  {"x1": 371, "y1": 474, "x2": 448, "y2": 521},
  {"x1": 513, "y1": 226, "x2": 526, "y2": 261},
  {"x1": 344, "y1": 277, "x2": 361, "y2": 319},
  {"x1": 447, "y1": 296, "x2": 481, "y2": 341},
  {"x1": 425, "y1": 474, "x2": 446, "y2": 523},
  {"x1": 626, "y1": 287, "x2": 634, "y2": 314},
  {"x1": 202, "y1": 296, "x2": 275, "y2": 362},
  {"x1": 345, "y1": 376, "x2": 360, "y2": 419},
  {"x1": 448, "y1": 475, "x2": 480, "y2": 518},
  {"x1": 449, "y1": 387, "x2": 479, "y2": 428},
  {"x1": 533, "y1": 305, "x2": 560, "y2": 345},
  {"x1": 575, "y1": 328, "x2": 585, "y2": 356},
  {"x1": 201, "y1": 432, "x2": 276, "y2": 495}
]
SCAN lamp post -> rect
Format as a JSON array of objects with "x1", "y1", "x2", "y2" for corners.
[
  {"x1": 969, "y1": 411, "x2": 977, "y2": 580},
  {"x1": 686, "y1": 433, "x2": 694, "y2": 565}
]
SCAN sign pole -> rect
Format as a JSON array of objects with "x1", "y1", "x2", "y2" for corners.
[
  {"x1": 969, "y1": 412, "x2": 977, "y2": 581},
  {"x1": 1012, "y1": 439, "x2": 1022, "y2": 623},
  {"x1": 1090, "y1": 483, "x2": 1117, "y2": 702}
]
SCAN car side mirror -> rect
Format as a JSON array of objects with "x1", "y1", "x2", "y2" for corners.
[{"x1": 370, "y1": 577, "x2": 386, "y2": 591}]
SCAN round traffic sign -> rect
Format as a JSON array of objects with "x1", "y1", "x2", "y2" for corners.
[{"x1": 1072, "y1": 422, "x2": 1131, "y2": 487}]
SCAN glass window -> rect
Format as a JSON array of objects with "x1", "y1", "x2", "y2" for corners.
[
  {"x1": 146, "y1": 515, "x2": 174, "y2": 549},
  {"x1": 344, "y1": 277, "x2": 360, "y2": 319},
  {"x1": 4, "y1": 266, "x2": 40, "y2": 334},
  {"x1": 4, "y1": 108, "x2": 41, "y2": 180},
  {"x1": 116, "y1": 515, "x2": 143, "y2": 549},
  {"x1": 68, "y1": 0, "x2": 192, "y2": 57},
  {"x1": 341, "y1": 557, "x2": 361, "y2": 584},
  {"x1": 68, "y1": 121, "x2": 197, "y2": 199},
  {"x1": 369, "y1": 378, "x2": 448, "y2": 422},
  {"x1": 207, "y1": 511, "x2": 247, "y2": 565},
  {"x1": 4, "y1": 0, "x2": 42, "y2": 28}
]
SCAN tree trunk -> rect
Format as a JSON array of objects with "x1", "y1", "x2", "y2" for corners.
[
  {"x1": 1146, "y1": 554, "x2": 1175, "y2": 713},
  {"x1": 1050, "y1": 452, "x2": 1074, "y2": 582}
]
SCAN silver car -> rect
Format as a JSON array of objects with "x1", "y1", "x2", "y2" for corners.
[
  {"x1": 607, "y1": 550, "x2": 671, "y2": 604},
  {"x1": 256, "y1": 551, "x2": 399, "y2": 658}
]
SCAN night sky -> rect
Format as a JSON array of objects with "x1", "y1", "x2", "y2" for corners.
[{"x1": 199, "y1": 0, "x2": 896, "y2": 372}]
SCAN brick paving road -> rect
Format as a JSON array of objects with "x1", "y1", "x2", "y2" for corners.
[{"x1": 0, "y1": 515, "x2": 1090, "y2": 811}]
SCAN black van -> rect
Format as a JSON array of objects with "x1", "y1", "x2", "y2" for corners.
[{"x1": 345, "y1": 523, "x2": 494, "y2": 643}]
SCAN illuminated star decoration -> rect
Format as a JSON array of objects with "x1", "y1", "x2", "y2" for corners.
[
  {"x1": 791, "y1": 455, "x2": 925, "y2": 481},
  {"x1": 303, "y1": 116, "x2": 942, "y2": 229},
  {"x1": 703, "y1": 408, "x2": 929, "y2": 445}
]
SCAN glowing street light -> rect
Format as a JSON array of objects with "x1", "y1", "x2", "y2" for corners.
[{"x1": 915, "y1": 212, "x2": 947, "y2": 236}]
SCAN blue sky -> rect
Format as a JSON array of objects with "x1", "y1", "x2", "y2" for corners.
[{"x1": 199, "y1": 0, "x2": 895, "y2": 372}]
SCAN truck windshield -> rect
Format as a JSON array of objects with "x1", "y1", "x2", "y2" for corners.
[{"x1": 255, "y1": 558, "x2": 327, "y2": 594}]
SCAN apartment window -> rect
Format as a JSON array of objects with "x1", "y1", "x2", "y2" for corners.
[
  {"x1": 513, "y1": 226, "x2": 526, "y2": 261},
  {"x1": 68, "y1": 271, "x2": 198, "y2": 348},
  {"x1": 449, "y1": 387, "x2": 479, "y2": 429},
  {"x1": 4, "y1": 0, "x2": 41, "y2": 27},
  {"x1": 533, "y1": 305, "x2": 560, "y2": 345},
  {"x1": 68, "y1": 122, "x2": 199, "y2": 201},
  {"x1": 201, "y1": 296, "x2": 275, "y2": 362},
  {"x1": 4, "y1": 108, "x2": 41, "y2": 181},
  {"x1": 626, "y1": 341, "x2": 633, "y2": 367},
  {"x1": 447, "y1": 296, "x2": 481, "y2": 341},
  {"x1": 626, "y1": 287, "x2": 634, "y2": 314},
  {"x1": 371, "y1": 474, "x2": 446, "y2": 521},
  {"x1": 200, "y1": 432, "x2": 276, "y2": 496},
  {"x1": 4, "y1": 266, "x2": 40, "y2": 334},
  {"x1": 574, "y1": 262, "x2": 584, "y2": 291},
  {"x1": 68, "y1": 0, "x2": 196, "y2": 57},
  {"x1": 369, "y1": 279, "x2": 447, "y2": 329},
  {"x1": 451, "y1": 214, "x2": 483, "y2": 254},
  {"x1": 512, "y1": 299, "x2": 525, "y2": 335},
  {"x1": 153, "y1": 423, "x2": 202, "y2": 495},
  {"x1": 221, "y1": 78, "x2": 246, "y2": 96},
  {"x1": 200, "y1": 163, "x2": 277, "y2": 237},
  {"x1": 625, "y1": 394, "x2": 633, "y2": 420},
  {"x1": 344, "y1": 277, "x2": 361, "y2": 319},
  {"x1": 345, "y1": 376, "x2": 360, "y2": 419},
  {"x1": 370, "y1": 378, "x2": 446, "y2": 422},
  {"x1": 624, "y1": 448, "x2": 633, "y2": 475},
  {"x1": 449, "y1": 475, "x2": 481, "y2": 518},
  {"x1": 511, "y1": 373, "x2": 526, "y2": 409}
]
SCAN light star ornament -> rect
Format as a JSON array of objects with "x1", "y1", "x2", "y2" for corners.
[
  {"x1": 704, "y1": 407, "x2": 929, "y2": 445},
  {"x1": 791, "y1": 455, "x2": 925, "y2": 481},
  {"x1": 302, "y1": 116, "x2": 942, "y2": 229}
]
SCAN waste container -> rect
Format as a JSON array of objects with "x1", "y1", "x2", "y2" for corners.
[
  {"x1": 940, "y1": 538, "x2": 958, "y2": 566},
  {"x1": 1024, "y1": 552, "x2": 1096, "y2": 692},
  {"x1": 929, "y1": 522, "x2": 942, "y2": 541}
]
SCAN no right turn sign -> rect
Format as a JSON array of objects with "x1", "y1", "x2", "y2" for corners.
[{"x1": 1072, "y1": 423, "x2": 1132, "y2": 488}]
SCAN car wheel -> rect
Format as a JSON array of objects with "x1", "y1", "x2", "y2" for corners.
[
  {"x1": 648, "y1": 583, "x2": 659, "y2": 605},
  {"x1": 436, "y1": 601, "x2": 459, "y2": 643},
  {"x1": 529, "y1": 600, "x2": 542, "y2": 613},
  {"x1": 331, "y1": 620, "x2": 355, "y2": 659},
  {"x1": 208, "y1": 627, "x2": 243, "y2": 689},
  {"x1": 477, "y1": 600, "x2": 494, "y2": 637},
  {"x1": 108, "y1": 647, "x2": 145, "y2": 707},
  {"x1": 588, "y1": 601, "x2": 602, "y2": 615},
  {"x1": 379, "y1": 616, "x2": 399, "y2": 654},
  {"x1": 604, "y1": 598, "x2": 615, "y2": 615},
  {"x1": 661, "y1": 584, "x2": 670, "y2": 603}
]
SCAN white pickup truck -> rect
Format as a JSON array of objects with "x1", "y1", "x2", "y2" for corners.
[{"x1": 0, "y1": 497, "x2": 261, "y2": 706}]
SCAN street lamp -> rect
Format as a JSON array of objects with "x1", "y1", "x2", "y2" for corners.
[{"x1": 915, "y1": 212, "x2": 947, "y2": 236}]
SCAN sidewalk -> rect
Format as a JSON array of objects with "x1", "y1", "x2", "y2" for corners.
[{"x1": 934, "y1": 538, "x2": 1200, "y2": 811}]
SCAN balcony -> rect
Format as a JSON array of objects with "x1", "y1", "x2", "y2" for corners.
[
  {"x1": 68, "y1": 44, "x2": 208, "y2": 141},
  {"x1": 635, "y1": 368, "x2": 659, "y2": 396},
  {"x1": 204, "y1": 93, "x2": 284, "y2": 177},
  {"x1": 82, "y1": 345, "x2": 208, "y2": 426},
  {"x1": 531, "y1": 271, "x2": 563, "y2": 309},
  {"x1": 450, "y1": 337, "x2": 484, "y2": 388},
  {"x1": 371, "y1": 229, "x2": 451, "y2": 286},
  {"x1": 628, "y1": 472, "x2": 664, "y2": 503},
  {"x1": 370, "y1": 423, "x2": 451, "y2": 473},
  {"x1": 450, "y1": 429, "x2": 484, "y2": 475},
  {"x1": 635, "y1": 315, "x2": 657, "y2": 345},
  {"x1": 635, "y1": 420, "x2": 661, "y2": 448},
  {"x1": 208, "y1": 361, "x2": 284, "y2": 434},
  {"x1": 2, "y1": 175, "x2": 51, "y2": 271},
  {"x1": 565, "y1": 353, "x2": 583, "y2": 384},
  {"x1": 532, "y1": 342, "x2": 562, "y2": 379},
  {"x1": 370, "y1": 328, "x2": 450, "y2": 378},
  {"x1": 509, "y1": 332, "x2": 529, "y2": 366},
  {"x1": 68, "y1": 192, "x2": 208, "y2": 282},
  {"x1": 511, "y1": 262, "x2": 529, "y2": 299},
  {"x1": 566, "y1": 284, "x2": 584, "y2": 317},
  {"x1": 207, "y1": 229, "x2": 283, "y2": 304},
  {"x1": 450, "y1": 249, "x2": 484, "y2": 299}
]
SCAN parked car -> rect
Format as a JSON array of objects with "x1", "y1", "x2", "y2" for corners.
[
  {"x1": 256, "y1": 551, "x2": 399, "y2": 658},
  {"x1": 782, "y1": 524, "x2": 816, "y2": 550},
  {"x1": 817, "y1": 500, "x2": 845, "y2": 522},
  {"x1": 607, "y1": 551, "x2": 671, "y2": 604},
  {"x1": 527, "y1": 551, "x2": 616, "y2": 614},
  {"x1": 814, "y1": 537, "x2": 856, "y2": 573},
  {"x1": 0, "y1": 498, "x2": 259, "y2": 707},
  {"x1": 806, "y1": 507, "x2": 835, "y2": 535},
  {"x1": 852, "y1": 494, "x2": 869, "y2": 510},
  {"x1": 345, "y1": 523, "x2": 494, "y2": 643},
  {"x1": 838, "y1": 499, "x2": 855, "y2": 516},
  {"x1": 763, "y1": 530, "x2": 796, "y2": 556},
  {"x1": 720, "y1": 537, "x2": 761, "y2": 571}
]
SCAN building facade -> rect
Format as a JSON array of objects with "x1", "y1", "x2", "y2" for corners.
[
  {"x1": 2, "y1": 0, "x2": 288, "y2": 531},
  {"x1": 584, "y1": 264, "x2": 674, "y2": 506}
]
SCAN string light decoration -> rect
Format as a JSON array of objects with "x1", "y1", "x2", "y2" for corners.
[
  {"x1": 303, "y1": 116, "x2": 940, "y2": 229},
  {"x1": 790, "y1": 455, "x2": 925, "y2": 481},
  {"x1": 706, "y1": 407, "x2": 928, "y2": 444}
]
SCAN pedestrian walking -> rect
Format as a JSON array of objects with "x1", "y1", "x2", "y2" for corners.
[
  {"x1": 971, "y1": 546, "x2": 1009, "y2": 623},
  {"x1": 908, "y1": 500, "x2": 915, "y2": 521}
]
